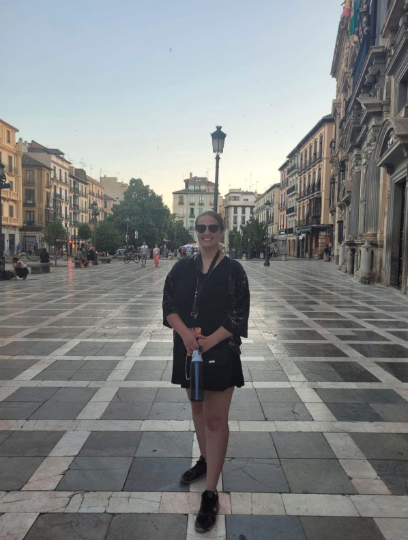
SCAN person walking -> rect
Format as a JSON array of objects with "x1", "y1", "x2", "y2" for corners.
[
  {"x1": 87, "y1": 247, "x2": 95, "y2": 266},
  {"x1": 140, "y1": 241, "x2": 149, "y2": 267},
  {"x1": 40, "y1": 248, "x2": 50, "y2": 263},
  {"x1": 163, "y1": 211, "x2": 250, "y2": 533},
  {"x1": 153, "y1": 244, "x2": 160, "y2": 268},
  {"x1": 11, "y1": 258, "x2": 29, "y2": 280}
]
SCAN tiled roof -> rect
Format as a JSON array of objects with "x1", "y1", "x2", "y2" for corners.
[{"x1": 22, "y1": 154, "x2": 51, "y2": 169}]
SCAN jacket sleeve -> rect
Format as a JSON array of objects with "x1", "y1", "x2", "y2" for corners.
[
  {"x1": 162, "y1": 260, "x2": 185, "y2": 328},
  {"x1": 222, "y1": 262, "x2": 250, "y2": 338}
]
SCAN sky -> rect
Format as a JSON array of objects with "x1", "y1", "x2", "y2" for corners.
[{"x1": 1, "y1": 0, "x2": 340, "y2": 209}]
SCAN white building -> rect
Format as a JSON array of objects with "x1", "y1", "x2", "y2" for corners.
[
  {"x1": 223, "y1": 189, "x2": 257, "y2": 250},
  {"x1": 254, "y1": 183, "x2": 280, "y2": 241}
]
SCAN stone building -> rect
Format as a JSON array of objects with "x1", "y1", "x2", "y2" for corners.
[
  {"x1": 223, "y1": 188, "x2": 257, "y2": 251},
  {"x1": 277, "y1": 161, "x2": 288, "y2": 254},
  {"x1": 254, "y1": 183, "x2": 280, "y2": 243},
  {"x1": 21, "y1": 154, "x2": 52, "y2": 252},
  {"x1": 295, "y1": 116, "x2": 334, "y2": 258},
  {"x1": 100, "y1": 175, "x2": 127, "y2": 201},
  {"x1": 330, "y1": 0, "x2": 399, "y2": 286},
  {"x1": 68, "y1": 168, "x2": 89, "y2": 252},
  {"x1": 0, "y1": 119, "x2": 23, "y2": 254},
  {"x1": 172, "y1": 174, "x2": 215, "y2": 240},
  {"x1": 286, "y1": 152, "x2": 300, "y2": 256}
]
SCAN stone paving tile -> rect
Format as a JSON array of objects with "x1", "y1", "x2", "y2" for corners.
[
  {"x1": 57, "y1": 457, "x2": 133, "y2": 491},
  {"x1": 350, "y1": 434, "x2": 408, "y2": 460},
  {"x1": 226, "y1": 515, "x2": 306, "y2": 540},
  {"x1": 79, "y1": 431, "x2": 142, "y2": 457},
  {"x1": 124, "y1": 457, "x2": 191, "y2": 492},
  {"x1": 272, "y1": 433, "x2": 336, "y2": 459},
  {"x1": 377, "y1": 362, "x2": 408, "y2": 382},
  {"x1": 25, "y1": 513, "x2": 113, "y2": 540},
  {"x1": 300, "y1": 516, "x2": 386, "y2": 540},
  {"x1": 106, "y1": 514, "x2": 187, "y2": 540},
  {"x1": 223, "y1": 458, "x2": 289, "y2": 493}
]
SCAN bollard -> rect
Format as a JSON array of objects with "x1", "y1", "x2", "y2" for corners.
[{"x1": 360, "y1": 240, "x2": 372, "y2": 284}]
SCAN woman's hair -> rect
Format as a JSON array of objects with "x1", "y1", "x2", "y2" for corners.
[{"x1": 195, "y1": 211, "x2": 224, "y2": 230}]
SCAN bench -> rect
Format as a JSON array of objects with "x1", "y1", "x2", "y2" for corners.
[
  {"x1": 28, "y1": 263, "x2": 51, "y2": 274},
  {"x1": 100, "y1": 257, "x2": 111, "y2": 264},
  {"x1": 74, "y1": 260, "x2": 82, "y2": 269},
  {"x1": 117, "y1": 256, "x2": 125, "y2": 261}
]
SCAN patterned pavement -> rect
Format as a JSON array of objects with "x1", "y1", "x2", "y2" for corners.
[{"x1": 0, "y1": 258, "x2": 408, "y2": 539}]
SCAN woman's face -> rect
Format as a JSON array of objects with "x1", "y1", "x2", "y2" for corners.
[{"x1": 196, "y1": 215, "x2": 223, "y2": 250}]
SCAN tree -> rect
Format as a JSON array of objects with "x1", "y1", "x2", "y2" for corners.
[
  {"x1": 78, "y1": 223, "x2": 92, "y2": 243},
  {"x1": 95, "y1": 220, "x2": 122, "y2": 254},
  {"x1": 241, "y1": 218, "x2": 267, "y2": 257},
  {"x1": 108, "y1": 178, "x2": 191, "y2": 249},
  {"x1": 42, "y1": 220, "x2": 68, "y2": 266}
]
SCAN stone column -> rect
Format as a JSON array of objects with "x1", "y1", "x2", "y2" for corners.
[
  {"x1": 365, "y1": 153, "x2": 380, "y2": 237},
  {"x1": 360, "y1": 240, "x2": 372, "y2": 284},
  {"x1": 346, "y1": 249, "x2": 354, "y2": 274},
  {"x1": 349, "y1": 167, "x2": 361, "y2": 238},
  {"x1": 339, "y1": 243, "x2": 346, "y2": 269}
]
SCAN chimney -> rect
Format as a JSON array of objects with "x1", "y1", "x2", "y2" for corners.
[{"x1": 190, "y1": 172, "x2": 192, "y2": 180}]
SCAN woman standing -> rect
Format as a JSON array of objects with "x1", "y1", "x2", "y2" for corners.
[
  {"x1": 153, "y1": 244, "x2": 160, "y2": 268},
  {"x1": 163, "y1": 211, "x2": 250, "y2": 533}
]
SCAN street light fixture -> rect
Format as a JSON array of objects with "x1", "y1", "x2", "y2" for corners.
[
  {"x1": 246, "y1": 218, "x2": 253, "y2": 260},
  {"x1": 0, "y1": 162, "x2": 11, "y2": 259},
  {"x1": 264, "y1": 200, "x2": 272, "y2": 267},
  {"x1": 210, "y1": 126, "x2": 227, "y2": 214},
  {"x1": 126, "y1": 218, "x2": 130, "y2": 253},
  {"x1": 90, "y1": 201, "x2": 99, "y2": 264}
]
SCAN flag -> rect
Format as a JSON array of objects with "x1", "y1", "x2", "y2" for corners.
[
  {"x1": 343, "y1": 0, "x2": 352, "y2": 18},
  {"x1": 350, "y1": 0, "x2": 360, "y2": 35}
]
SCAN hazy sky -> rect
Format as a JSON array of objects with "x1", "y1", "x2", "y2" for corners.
[{"x1": 2, "y1": 0, "x2": 340, "y2": 208}]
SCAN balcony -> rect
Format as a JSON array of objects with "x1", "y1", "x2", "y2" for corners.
[
  {"x1": 1, "y1": 189, "x2": 19, "y2": 201},
  {"x1": 297, "y1": 216, "x2": 321, "y2": 227},
  {"x1": 24, "y1": 179, "x2": 35, "y2": 186},
  {"x1": 6, "y1": 166, "x2": 18, "y2": 175},
  {"x1": 287, "y1": 163, "x2": 298, "y2": 175},
  {"x1": 71, "y1": 220, "x2": 80, "y2": 227},
  {"x1": 297, "y1": 180, "x2": 321, "y2": 201},
  {"x1": 25, "y1": 221, "x2": 36, "y2": 227},
  {"x1": 287, "y1": 185, "x2": 297, "y2": 195},
  {"x1": 285, "y1": 227, "x2": 294, "y2": 235},
  {"x1": 189, "y1": 201, "x2": 195, "y2": 205},
  {"x1": 46, "y1": 181, "x2": 52, "y2": 188},
  {"x1": 2, "y1": 216, "x2": 19, "y2": 226},
  {"x1": 24, "y1": 200, "x2": 36, "y2": 207},
  {"x1": 54, "y1": 193, "x2": 63, "y2": 200},
  {"x1": 278, "y1": 202, "x2": 287, "y2": 209},
  {"x1": 286, "y1": 206, "x2": 297, "y2": 215},
  {"x1": 73, "y1": 187, "x2": 79, "y2": 193},
  {"x1": 72, "y1": 204, "x2": 79, "y2": 211}
]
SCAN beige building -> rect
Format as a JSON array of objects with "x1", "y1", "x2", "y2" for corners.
[
  {"x1": 100, "y1": 175, "x2": 128, "y2": 201},
  {"x1": 0, "y1": 119, "x2": 23, "y2": 254},
  {"x1": 172, "y1": 174, "x2": 215, "y2": 240},
  {"x1": 223, "y1": 189, "x2": 257, "y2": 252},
  {"x1": 103, "y1": 194, "x2": 117, "y2": 218},
  {"x1": 68, "y1": 168, "x2": 88, "y2": 251},
  {"x1": 295, "y1": 115, "x2": 334, "y2": 258},
  {"x1": 254, "y1": 183, "x2": 280, "y2": 242},
  {"x1": 21, "y1": 154, "x2": 52, "y2": 251},
  {"x1": 26, "y1": 141, "x2": 71, "y2": 239}
]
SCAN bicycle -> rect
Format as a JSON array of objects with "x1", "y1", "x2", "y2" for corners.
[{"x1": 124, "y1": 252, "x2": 141, "y2": 264}]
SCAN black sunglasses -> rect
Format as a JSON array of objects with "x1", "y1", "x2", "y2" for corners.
[{"x1": 195, "y1": 224, "x2": 221, "y2": 234}]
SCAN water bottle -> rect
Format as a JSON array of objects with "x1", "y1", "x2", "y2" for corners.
[{"x1": 190, "y1": 348, "x2": 204, "y2": 402}]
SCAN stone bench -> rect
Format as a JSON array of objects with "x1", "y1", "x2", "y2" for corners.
[
  {"x1": 117, "y1": 256, "x2": 125, "y2": 261},
  {"x1": 100, "y1": 257, "x2": 111, "y2": 264},
  {"x1": 27, "y1": 263, "x2": 51, "y2": 274}
]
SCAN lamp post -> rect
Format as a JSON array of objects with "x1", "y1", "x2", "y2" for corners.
[
  {"x1": 210, "y1": 126, "x2": 227, "y2": 213},
  {"x1": 90, "y1": 201, "x2": 99, "y2": 264},
  {"x1": 126, "y1": 218, "x2": 130, "y2": 253},
  {"x1": 247, "y1": 218, "x2": 253, "y2": 259},
  {"x1": 264, "y1": 200, "x2": 271, "y2": 267},
  {"x1": 0, "y1": 163, "x2": 11, "y2": 259}
]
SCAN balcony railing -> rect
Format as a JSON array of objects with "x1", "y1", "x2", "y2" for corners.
[
  {"x1": 287, "y1": 185, "x2": 297, "y2": 195},
  {"x1": 24, "y1": 179, "x2": 35, "y2": 186},
  {"x1": 7, "y1": 166, "x2": 18, "y2": 175},
  {"x1": 278, "y1": 202, "x2": 287, "y2": 209},
  {"x1": 285, "y1": 227, "x2": 294, "y2": 235},
  {"x1": 189, "y1": 201, "x2": 195, "y2": 205},
  {"x1": 25, "y1": 221, "x2": 35, "y2": 227},
  {"x1": 287, "y1": 163, "x2": 298, "y2": 175},
  {"x1": 297, "y1": 216, "x2": 321, "y2": 227},
  {"x1": 297, "y1": 180, "x2": 321, "y2": 200},
  {"x1": 24, "y1": 200, "x2": 36, "y2": 206},
  {"x1": 286, "y1": 206, "x2": 297, "y2": 215},
  {"x1": 46, "y1": 181, "x2": 52, "y2": 188},
  {"x1": 72, "y1": 204, "x2": 79, "y2": 211}
]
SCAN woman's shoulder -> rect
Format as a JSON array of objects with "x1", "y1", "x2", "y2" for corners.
[{"x1": 225, "y1": 257, "x2": 246, "y2": 276}]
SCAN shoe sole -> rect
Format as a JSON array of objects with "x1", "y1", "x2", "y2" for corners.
[
  {"x1": 180, "y1": 472, "x2": 207, "y2": 485},
  {"x1": 194, "y1": 501, "x2": 220, "y2": 534}
]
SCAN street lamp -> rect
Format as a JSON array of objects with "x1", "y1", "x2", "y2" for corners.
[
  {"x1": 126, "y1": 218, "x2": 130, "y2": 253},
  {"x1": 0, "y1": 162, "x2": 11, "y2": 259},
  {"x1": 247, "y1": 218, "x2": 253, "y2": 259},
  {"x1": 264, "y1": 200, "x2": 272, "y2": 267},
  {"x1": 90, "y1": 201, "x2": 99, "y2": 264},
  {"x1": 211, "y1": 126, "x2": 227, "y2": 213}
]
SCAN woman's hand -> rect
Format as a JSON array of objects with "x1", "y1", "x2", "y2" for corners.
[
  {"x1": 197, "y1": 334, "x2": 216, "y2": 353},
  {"x1": 181, "y1": 329, "x2": 205, "y2": 355}
]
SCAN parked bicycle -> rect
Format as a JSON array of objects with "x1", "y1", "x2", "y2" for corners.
[{"x1": 124, "y1": 251, "x2": 141, "y2": 264}]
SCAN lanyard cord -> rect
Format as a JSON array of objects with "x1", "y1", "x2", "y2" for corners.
[{"x1": 191, "y1": 251, "x2": 220, "y2": 324}]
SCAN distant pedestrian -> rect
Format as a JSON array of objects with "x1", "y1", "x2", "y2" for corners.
[
  {"x1": 140, "y1": 241, "x2": 149, "y2": 267},
  {"x1": 323, "y1": 244, "x2": 330, "y2": 262},
  {"x1": 182, "y1": 246, "x2": 187, "y2": 258},
  {"x1": 153, "y1": 244, "x2": 160, "y2": 268},
  {"x1": 11, "y1": 258, "x2": 29, "y2": 280},
  {"x1": 87, "y1": 248, "x2": 95, "y2": 265},
  {"x1": 40, "y1": 248, "x2": 50, "y2": 264},
  {"x1": 16, "y1": 243, "x2": 22, "y2": 253},
  {"x1": 186, "y1": 245, "x2": 192, "y2": 257},
  {"x1": 27, "y1": 246, "x2": 32, "y2": 256}
]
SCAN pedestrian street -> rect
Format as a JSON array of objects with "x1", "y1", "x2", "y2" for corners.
[{"x1": 1, "y1": 259, "x2": 408, "y2": 540}]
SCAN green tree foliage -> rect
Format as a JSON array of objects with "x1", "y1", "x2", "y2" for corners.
[
  {"x1": 242, "y1": 218, "x2": 267, "y2": 256},
  {"x1": 42, "y1": 220, "x2": 68, "y2": 266},
  {"x1": 78, "y1": 223, "x2": 92, "y2": 242},
  {"x1": 95, "y1": 220, "x2": 122, "y2": 254},
  {"x1": 108, "y1": 178, "x2": 191, "y2": 249}
]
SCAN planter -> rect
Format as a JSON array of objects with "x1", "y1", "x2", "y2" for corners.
[{"x1": 260, "y1": 252, "x2": 265, "y2": 259}]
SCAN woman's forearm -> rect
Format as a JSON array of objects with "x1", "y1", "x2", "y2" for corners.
[
  {"x1": 210, "y1": 326, "x2": 233, "y2": 345},
  {"x1": 166, "y1": 313, "x2": 190, "y2": 339}
]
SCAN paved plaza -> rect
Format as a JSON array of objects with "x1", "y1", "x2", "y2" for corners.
[{"x1": 1, "y1": 259, "x2": 408, "y2": 539}]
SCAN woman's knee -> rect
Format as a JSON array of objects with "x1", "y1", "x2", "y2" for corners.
[
  {"x1": 204, "y1": 411, "x2": 228, "y2": 432},
  {"x1": 190, "y1": 401, "x2": 204, "y2": 416}
]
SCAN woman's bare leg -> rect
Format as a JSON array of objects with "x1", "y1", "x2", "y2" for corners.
[
  {"x1": 203, "y1": 387, "x2": 234, "y2": 492},
  {"x1": 187, "y1": 389, "x2": 207, "y2": 459}
]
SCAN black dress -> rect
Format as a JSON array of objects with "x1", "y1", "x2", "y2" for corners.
[{"x1": 162, "y1": 255, "x2": 250, "y2": 391}]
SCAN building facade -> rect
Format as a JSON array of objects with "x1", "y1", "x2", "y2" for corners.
[
  {"x1": 278, "y1": 161, "x2": 289, "y2": 254},
  {"x1": 254, "y1": 183, "x2": 280, "y2": 242},
  {"x1": 0, "y1": 119, "x2": 23, "y2": 254},
  {"x1": 26, "y1": 141, "x2": 71, "y2": 239},
  {"x1": 68, "y1": 168, "x2": 88, "y2": 251},
  {"x1": 295, "y1": 116, "x2": 334, "y2": 258},
  {"x1": 286, "y1": 152, "x2": 299, "y2": 256},
  {"x1": 100, "y1": 176, "x2": 127, "y2": 201},
  {"x1": 21, "y1": 154, "x2": 52, "y2": 252},
  {"x1": 172, "y1": 174, "x2": 215, "y2": 240}
]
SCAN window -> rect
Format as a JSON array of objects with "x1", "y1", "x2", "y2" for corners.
[
  {"x1": 199, "y1": 196, "x2": 204, "y2": 204},
  {"x1": 189, "y1": 220, "x2": 194, "y2": 228},
  {"x1": 25, "y1": 189, "x2": 35, "y2": 204},
  {"x1": 398, "y1": 75, "x2": 408, "y2": 113},
  {"x1": 178, "y1": 207, "x2": 184, "y2": 217},
  {"x1": 199, "y1": 208, "x2": 203, "y2": 215},
  {"x1": 65, "y1": 207, "x2": 68, "y2": 218},
  {"x1": 189, "y1": 208, "x2": 195, "y2": 217},
  {"x1": 241, "y1": 216, "x2": 246, "y2": 225},
  {"x1": 53, "y1": 166, "x2": 56, "y2": 179},
  {"x1": 46, "y1": 193, "x2": 51, "y2": 207},
  {"x1": 9, "y1": 205, "x2": 14, "y2": 217},
  {"x1": 233, "y1": 216, "x2": 237, "y2": 225},
  {"x1": 179, "y1": 195, "x2": 184, "y2": 204},
  {"x1": 8, "y1": 180, "x2": 13, "y2": 191},
  {"x1": 104, "y1": 200, "x2": 107, "y2": 208},
  {"x1": 319, "y1": 136, "x2": 323, "y2": 158},
  {"x1": 59, "y1": 169, "x2": 62, "y2": 180},
  {"x1": 234, "y1": 207, "x2": 238, "y2": 214},
  {"x1": 190, "y1": 196, "x2": 195, "y2": 204},
  {"x1": 8, "y1": 156, "x2": 12, "y2": 172},
  {"x1": 65, "y1": 172, "x2": 67, "y2": 182},
  {"x1": 6, "y1": 130, "x2": 10, "y2": 144},
  {"x1": 26, "y1": 211, "x2": 34, "y2": 224},
  {"x1": 26, "y1": 170, "x2": 34, "y2": 182}
]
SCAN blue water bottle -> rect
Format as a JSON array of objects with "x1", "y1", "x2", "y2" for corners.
[{"x1": 190, "y1": 348, "x2": 204, "y2": 402}]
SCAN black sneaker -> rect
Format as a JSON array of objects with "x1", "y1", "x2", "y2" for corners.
[
  {"x1": 180, "y1": 456, "x2": 207, "y2": 484},
  {"x1": 195, "y1": 490, "x2": 219, "y2": 533}
]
